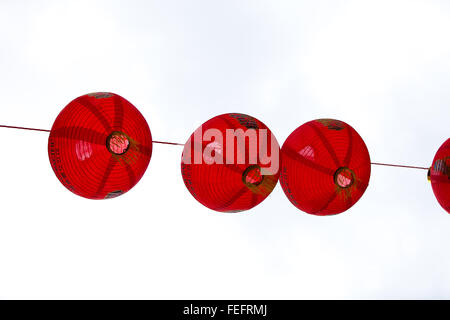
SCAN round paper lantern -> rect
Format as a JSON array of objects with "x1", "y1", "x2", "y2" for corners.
[
  {"x1": 48, "y1": 92, "x2": 152, "y2": 199},
  {"x1": 181, "y1": 113, "x2": 280, "y2": 212},
  {"x1": 429, "y1": 138, "x2": 450, "y2": 213},
  {"x1": 280, "y1": 119, "x2": 371, "y2": 215}
]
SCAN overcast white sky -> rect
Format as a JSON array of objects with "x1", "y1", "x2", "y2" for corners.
[{"x1": 0, "y1": 0, "x2": 449, "y2": 299}]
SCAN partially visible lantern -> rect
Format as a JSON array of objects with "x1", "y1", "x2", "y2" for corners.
[
  {"x1": 181, "y1": 113, "x2": 280, "y2": 212},
  {"x1": 429, "y1": 138, "x2": 450, "y2": 213},
  {"x1": 280, "y1": 119, "x2": 371, "y2": 215},
  {"x1": 48, "y1": 92, "x2": 152, "y2": 199}
]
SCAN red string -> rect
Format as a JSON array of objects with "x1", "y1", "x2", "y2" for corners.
[{"x1": 0, "y1": 124, "x2": 184, "y2": 146}]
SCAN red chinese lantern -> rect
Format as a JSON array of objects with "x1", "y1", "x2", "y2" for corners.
[
  {"x1": 181, "y1": 113, "x2": 280, "y2": 212},
  {"x1": 429, "y1": 138, "x2": 450, "y2": 213},
  {"x1": 280, "y1": 119, "x2": 371, "y2": 215},
  {"x1": 48, "y1": 92, "x2": 152, "y2": 199}
]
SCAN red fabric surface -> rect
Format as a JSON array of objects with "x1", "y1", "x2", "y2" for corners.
[
  {"x1": 48, "y1": 92, "x2": 152, "y2": 199},
  {"x1": 181, "y1": 113, "x2": 280, "y2": 212},
  {"x1": 430, "y1": 138, "x2": 450, "y2": 213},
  {"x1": 280, "y1": 119, "x2": 371, "y2": 215}
]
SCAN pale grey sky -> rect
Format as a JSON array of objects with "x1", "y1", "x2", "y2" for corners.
[{"x1": 0, "y1": 0, "x2": 449, "y2": 299}]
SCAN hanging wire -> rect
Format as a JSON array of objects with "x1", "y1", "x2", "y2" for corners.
[
  {"x1": 0, "y1": 124, "x2": 184, "y2": 146},
  {"x1": 0, "y1": 125, "x2": 432, "y2": 165},
  {"x1": 0, "y1": 125, "x2": 51, "y2": 133},
  {"x1": 370, "y1": 162, "x2": 429, "y2": 170},
  {"x1": 152, "y1": 140, "x2": 184, "y2": 146}
]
